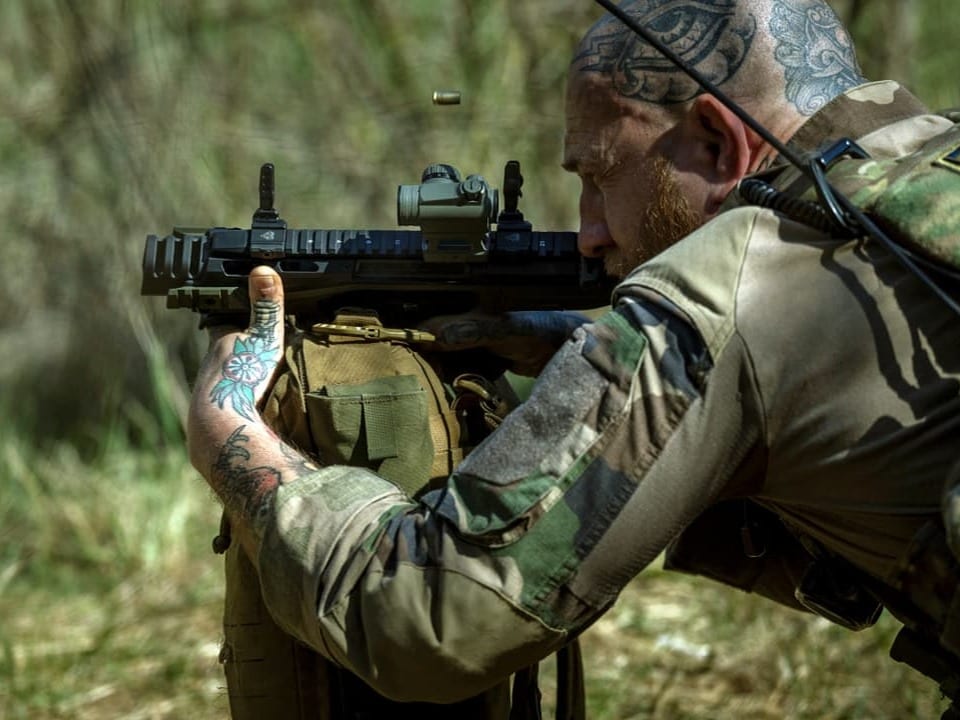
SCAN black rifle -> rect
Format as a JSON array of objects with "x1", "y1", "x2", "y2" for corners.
[{"x1": 141, "y1": 161, "x2": 612, "y2": 326}]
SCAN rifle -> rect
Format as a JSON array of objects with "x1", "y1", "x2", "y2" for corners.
[{"x1": 141, "y1": 160, "x2": 612, "y2": 326}]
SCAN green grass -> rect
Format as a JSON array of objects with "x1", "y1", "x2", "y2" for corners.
[
  {"x1": 0, "y1": 435, "x2": 949, "y2": 719},
  {"x1": 0, "y1": 430, "x2": 225, "y2": 719}
]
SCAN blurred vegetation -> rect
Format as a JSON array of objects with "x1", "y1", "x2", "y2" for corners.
[
  {"x1": 1, "y1": 1, "x2": 958, "y2": 718},
  {"x1": 1, "y1": 0, "x2": 596, "y2": 448},
  {"x1": 2, "y1": 0, "x2": 958, "y2": 446}
]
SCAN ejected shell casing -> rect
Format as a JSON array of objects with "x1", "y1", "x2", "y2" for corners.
[{"x1": 432, "y1": 90, "x2": 461, "y2": 105}]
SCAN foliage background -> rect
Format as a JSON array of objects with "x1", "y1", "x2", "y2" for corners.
[{"x1": 1, "y1": 1, "x2": 957, "y2": 718}]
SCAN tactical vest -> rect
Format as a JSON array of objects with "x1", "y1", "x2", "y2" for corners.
[
  {"x1": 667, "y1": 120, "x2": 960, "y2": 714},
  {"x1": 215, "y1": 309, "x2": 585, "y2": 720}
]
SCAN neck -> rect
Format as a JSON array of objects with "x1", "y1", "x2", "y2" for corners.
[{"x1": 747, "y1": 107, "x2": 807, "y2": 172}]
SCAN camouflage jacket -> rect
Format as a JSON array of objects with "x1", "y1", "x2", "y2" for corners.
[{"x1": 253, "y1": 81, "x2": 960, "y2": 702}]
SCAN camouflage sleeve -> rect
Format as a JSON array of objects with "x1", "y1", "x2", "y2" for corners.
[{"x1": 256, "y1": 290, "x2": 756, "y2": 703}]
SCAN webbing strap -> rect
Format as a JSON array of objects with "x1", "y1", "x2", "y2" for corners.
[
  {"x1": 555, "y1": 640, "x2": 587, "y2": 720},
  {"x1": 509, "y1": 664, "x2": 542, "y2": 720}
]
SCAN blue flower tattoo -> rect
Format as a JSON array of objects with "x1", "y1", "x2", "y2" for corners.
[{"x1": 209, "y1": 299, "x2": 280, "y2": 421}]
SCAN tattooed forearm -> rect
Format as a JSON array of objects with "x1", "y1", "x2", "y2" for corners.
[
  {"x1": 573, "y1": 0, "x2": 756, "y2": 103},
  {"x1": 769, "y1": 0, "x2": 863, "y2": 115},
  {"x1": 209, "y1": 299, "x2": 281, "y2": 421},
  {"x1": 280, "y1": 440, "x2": 321, "y2": 474},
  {"x1": 432, "y1": 311, "x2": 589, "y2": 347},
  {"x1": 212, "y1": 425, "x2": 282, "y2": 530}
]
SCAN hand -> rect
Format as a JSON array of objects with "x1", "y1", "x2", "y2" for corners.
[
  {"x1": 419, "y1": 310, "x2": 593, "y2": 377},
  {"x1": 187, "y1": 266, "x2": 285, "y2": 474}
]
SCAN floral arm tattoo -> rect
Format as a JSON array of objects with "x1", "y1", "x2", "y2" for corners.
[
  {"x1": 209, "y1": 299, "x2": 280, "y2": 421},
  {"x1": 201, "y1": 294, "x2": 320, "y2": 530}
]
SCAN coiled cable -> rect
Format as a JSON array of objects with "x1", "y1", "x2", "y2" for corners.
[{"x1": 738, "y1": 177, "x2": 848, "y2": 236}]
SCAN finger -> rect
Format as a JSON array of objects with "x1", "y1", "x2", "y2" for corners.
[
  {"x1": 247, "y1": 265, "x2": 284, "y2": 346},
  {"x1": 419, "y1": 313, "x2": 499, "y2": 350},
  {"x1": 199, "y1": 267, "x2": 285, "y2": 423}
]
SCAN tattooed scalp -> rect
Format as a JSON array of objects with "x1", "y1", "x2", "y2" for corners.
[
  {"x1": 574, "y1": 0, "x2": 757, "y2": 104},
  {"x1": 574, "y1": 0, "x2": 863, "y2": 116},
  {"x1": 769, "y1": 0, "x2": 863, "y2": 115}
]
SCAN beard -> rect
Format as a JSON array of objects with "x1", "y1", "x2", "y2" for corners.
[{"x1": 603, "y1": 154, "x2": 703, "y2": 279}]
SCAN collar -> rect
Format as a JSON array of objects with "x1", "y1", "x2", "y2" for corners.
[{"x1": 786, "y1": 81, "x2": 930, "y2": 153}]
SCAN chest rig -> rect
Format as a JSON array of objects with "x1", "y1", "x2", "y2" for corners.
[{"x1": 216, "y1": 308, "x2": 585, "y2": 720}]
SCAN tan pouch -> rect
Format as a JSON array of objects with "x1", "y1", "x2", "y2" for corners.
[
  {"x1": 221, "y1": 310, "x2": 519, "y2": 720},
  {"x1": 262, "y1": 311, "x2": 463, "y2": 495}
]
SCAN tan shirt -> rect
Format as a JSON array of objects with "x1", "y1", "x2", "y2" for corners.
[
  {"x1": 252, "y1": 81, "x2": 960, "y2": 700},
  {"x1": 629, "y1": 81, "x2": 958, "y2": 582}
]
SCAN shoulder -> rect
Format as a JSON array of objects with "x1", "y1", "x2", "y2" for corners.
[{"x1": 613, "y1": 206, "x2": 776, "y2": 356}]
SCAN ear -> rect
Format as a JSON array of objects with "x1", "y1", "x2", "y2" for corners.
[{"x1": 686, "y1": 94, "x2": 763, "y2": 214}]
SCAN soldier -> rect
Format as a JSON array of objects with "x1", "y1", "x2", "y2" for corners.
[{"x1": 188, "y1": 0, "x2": 960, "y2": 715}]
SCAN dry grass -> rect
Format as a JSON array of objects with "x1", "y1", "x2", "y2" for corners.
[
  {"x1": 0, "y1": 441, "x2": 949, "y2": 720},
  {"x1": 3, "y1": 2, "x2": 959, "y2": 718}
]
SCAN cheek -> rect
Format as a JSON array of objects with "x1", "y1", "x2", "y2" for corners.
[
  {"x1": 602, "y1": 186, "x2": 644, "y2": 246},
  {"x1": 669, "y1": 169, "x2": 710, "y2": 216}
]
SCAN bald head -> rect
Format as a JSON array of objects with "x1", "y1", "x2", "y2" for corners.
[{"x1": 573, "y1": 0, "x2": 865, "y2": 120}]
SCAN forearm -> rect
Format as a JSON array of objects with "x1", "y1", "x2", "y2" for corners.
[
  {"x1": 188, "y1": 409, "x2": 317, "y2": 560},
  {"x1": 187, "y1": 267, "x2": 318, "y2": 560}
]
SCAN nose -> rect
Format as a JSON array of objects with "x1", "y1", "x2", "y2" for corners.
[
  {"x1": 577, "y1": 192, "x2": 614, "y2": 258},
  {"x1": 578, "y1": 221, "x2": 614, "y2": 258}
]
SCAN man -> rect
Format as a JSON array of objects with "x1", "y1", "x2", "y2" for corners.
[{"x1": 188, "y1": 0, "x2": 960, "y2": 712}]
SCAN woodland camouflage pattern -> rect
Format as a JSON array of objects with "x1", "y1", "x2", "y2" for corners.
[
  {"x1": 773, "y1": 82, "x2": 960, "y2": 269},
  {"x1": 253, "y1": 82, "x2": 960, "y2": 702},
  {"x1": 838, "y1": 127, "x2": 960, "y2": 268}
]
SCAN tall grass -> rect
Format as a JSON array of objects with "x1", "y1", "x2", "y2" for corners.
[
  {"x1": 3, "y1": 0, "x2": 959, "y2": 445},
  {"x1": 0, "y1": 420, "x2": 225, "y2": 719},
  {"x1": 2, "y1": 0, "x2": 597, "y2": 446}
]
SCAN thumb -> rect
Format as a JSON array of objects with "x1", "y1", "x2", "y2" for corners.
[{"x1": 247, "y1": 265, "x2": 284, "y2": 345}]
